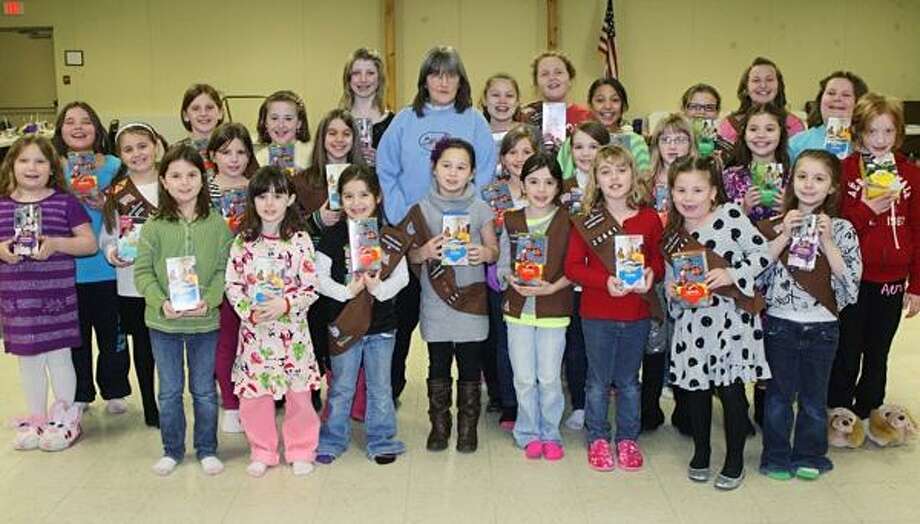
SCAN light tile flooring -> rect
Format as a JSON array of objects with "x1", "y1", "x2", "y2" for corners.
[{"x1": 1, "y1": 320, "x2": 918, "y2": 524}]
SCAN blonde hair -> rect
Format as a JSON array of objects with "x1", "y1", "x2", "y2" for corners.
[
  {"x1": 338, "y1": 48, "x2": 388, "y2": 113},
  {"x1": 583, "y1": 145, "x2": 647, "y2": 212},
  {"x1": 852, "y1": 92, "x2": 905, "y2": 151},
  {"x1": 649, "y1": 113, "x2": 696, "y2": 182}
]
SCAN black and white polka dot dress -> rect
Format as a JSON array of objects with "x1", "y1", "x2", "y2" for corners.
[{"x1": 667, "y1": 203, "x2": 772, "y2": 391}]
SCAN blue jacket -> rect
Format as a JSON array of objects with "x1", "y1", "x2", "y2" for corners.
[
  {"x1": 376, "y1": 104, "x2": 495, "y2": 224},
  {"x1": 65, "y1": 154, "x2": 121, "y2": 283},
  {"x1": 788, "y1": 125, "x2": 825, "y2": 164}
]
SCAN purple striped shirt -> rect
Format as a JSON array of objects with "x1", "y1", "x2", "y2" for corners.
[{"x1": 0, "y1": 191, "x2": 90, "y2": 356}]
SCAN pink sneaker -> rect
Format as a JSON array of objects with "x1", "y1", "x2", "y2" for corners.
[
  {"x1": 542, "y1": 441, "x2": 564, "y2": 461},
  {"x1": 524, "y1": 441, "x2": 542, "y2": 459},
  {"x1": 616, "y1": 439, "x2": 644, "y2": 471},
  {"x1": 587, "y1": 439, "x2": 615, "y2": 471}
]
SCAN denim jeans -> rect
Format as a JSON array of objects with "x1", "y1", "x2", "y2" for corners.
[
  {"x1": 506, "y1": 323, "x2": 566, "y2": 447},
  {"x1": 761, "y1": 316, "x2": 839, "y2": 474},
  {"x1": 318, "y1": 331, "x2": 405, "y2": 459},
  {"x1": 582, "y1": 318, "x2": 650, "y2": 443},
  {"x1": 149, "y1": 329, "x2": 219, "y2": 462}
]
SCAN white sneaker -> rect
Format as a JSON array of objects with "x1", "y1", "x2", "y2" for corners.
[
  {"x1": 292, "y1": 461, "x2": 314, "y2": 476},
  {"x1": 565, "y1": 409, "x2": 585, "y2": 431},
  {"x1": 106, "y1": 398, "x2": 128, "y2": 415},
  {"x1": 246, "y1": 461, "x2": 268, "y2": 478},
  {"x1": 152, "y1": 456, "x2": 178, "y2": 476},
  {"x1": 200, "y1": 456, "x2": 224, "y2": 475},
  {"x1": 221, "y1": 409, "x2": 243, "y2": 433}
]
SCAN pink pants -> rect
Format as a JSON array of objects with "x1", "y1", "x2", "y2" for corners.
[
  {"x1": 216, "y1": 299, "x2": 240, "y2": 410},
  {"x1": 239, "y1": 390, "x2": 319, "y2": 465}
]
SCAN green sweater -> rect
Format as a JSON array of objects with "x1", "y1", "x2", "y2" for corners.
[{"x1": 134, "y1": 211, "x2": 233, "y2": 333}]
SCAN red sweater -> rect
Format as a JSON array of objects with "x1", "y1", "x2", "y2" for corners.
[
  {"x1": 841, "y1": 153, "x2": 920, "y2": 294},
  {"x1": 564, "y1": 207, "x2": 664, "y2": 321}
]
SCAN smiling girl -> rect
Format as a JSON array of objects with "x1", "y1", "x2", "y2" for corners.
[
  {"x1": 1, "y1": 136, "x2": 96, "y2": 451},
  {"x1": 254, "y1": 91, "x2": 313, "y2": 171},
  {"x1": 718, "y1": 57, "x2": 804, "y2": 144},
  {"x1": 723, "y1": 104, "x2": 791, "y2": 223},
  {"x1": 133, "y1": 145, "x2": 233, "y2": 476},
  {"x1": 404, "y1": 137, "x2": 498, "y2": 453},
  {"x1": 829, "y1": 93, "x2": 920, "y2": 422},
  {"x1": 498, "y1": 153, "x2": 572, "y2": 460},
  {"x1": 53, "y1": 101, "x2": 131, "y2": 414},
  {"x1": 757, "y1": 150, "x2": 861, "y2": 480},
  {"x1": 662, "y1": 156, "x2": 771, "y2": 490},
  {"x1": 565, "y1": 145, "x2": 663, "y2": 472},
  {"x1": 339, "y1": 48, "x2": 394, "y2": 165},
  {"x1": 788, "y1": 71, "x2": 869, "y2": 163},
  {"x1": 100, "y1": 123, "x2": 169, "y2": 427},
  {"x1": 585, "y1": 78, "x2": 650, "y2": 175}
]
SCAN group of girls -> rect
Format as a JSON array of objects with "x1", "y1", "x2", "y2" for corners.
[{"x1": 0, "y1": 46, "x2": 917, "y2": 491}]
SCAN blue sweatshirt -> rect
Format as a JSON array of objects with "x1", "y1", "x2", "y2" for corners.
[
  {"x1": 788, "y1": 125, "x2": 825, "y2": 164},
  {"x1": 65, "y1": 154, "x2": 120, "y2": 283},
  {"x1": 377, "y1": 104, "x2": 496, "y2": 224}
]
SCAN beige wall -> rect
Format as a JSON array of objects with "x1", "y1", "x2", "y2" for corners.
[{"x1": 1, "y1": 0, "x2": 917, "y2": 141}]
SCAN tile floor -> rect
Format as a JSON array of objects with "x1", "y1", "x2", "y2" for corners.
[{"x1": 1, "y1": 320, "x2": 918, "y2": 524}]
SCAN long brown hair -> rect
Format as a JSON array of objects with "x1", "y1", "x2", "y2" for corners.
[
  {"x1": 52, "y1": 101, "x2": 111, "y2": 155},
  {"x1": 661, "y1": 156, "x2": 728, "y2": 242},
  {"x1": 256, "y1": 90, "x2": 310, "y2": 144},
  {"x1": 303, "y1": 109, "x2": 367, "y2": 190},
  {"x1": 727, "y1": 57, "x2": 790, "y2": 134},
  {"x1": 103, "y1": 123, "x2": 169, "y2": 233},
  {"x1": 207, "y1": 122, "x2": 259, "y2": 179},
  {"x1": 0, "y1": 135, "x2": 67, "y2": 197},
  {"x1": 782, "y1": 149, "x2": 842, "y2": 218},
  {"x1": 238, "y1": 166, "x2": 305, "y2": 242},
  {"x1": 180, "y1": 83, "x2": 224, "y2": 132},
  {"x1": 337, "y1": 164, "x2": 385, "y2": 222},
  {"x1": 155, "y1": 145, "x2": 211, "y2": 222},
  {"x1": 728, "y1": 103, "x2": 791, "y2": 171}
]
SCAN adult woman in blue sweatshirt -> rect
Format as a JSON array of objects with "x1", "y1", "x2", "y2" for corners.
[{"x1": 376, "y1": 46, "x2": 496, "y2": 401}]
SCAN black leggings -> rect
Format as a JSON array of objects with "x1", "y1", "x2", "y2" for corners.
[
  {"x1": 428, "y1": 341, "x2": 482, "y2": 382},
  {"x1": 73, "y1": 281, "x2": 131, "y2": 402},
  {"x1": 828, "y1": 280, "x2": 904, "y2": 418},
  {"x1": 685, "y1": 382, "x2": 748, "y2": 478},
  {"x1": 118, "y1": 296, "x2": 158, "y2": 424}
]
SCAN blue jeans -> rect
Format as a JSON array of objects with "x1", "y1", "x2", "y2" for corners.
[
  {"x1": 761, "y1": 316, "x2": 838, "y2": 474},
  {"x1": 149, "y1": 329, "x2": 219, "y2": 462},
  {"x1": 582, "y1": 318, "x2": 649, "y2": 443},
  {"x1": 318, "y1": 331, "x2": 405, "y2": 459},
  {"x1": 506, "y1": 323, "x2": 566, "y2": 447}
]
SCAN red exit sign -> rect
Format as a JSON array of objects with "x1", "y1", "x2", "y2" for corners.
[{"x1": 3, "y1": 1, "x2": 24, "y2": 16}]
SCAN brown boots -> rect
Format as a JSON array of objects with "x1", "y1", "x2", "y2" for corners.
[
  {"x1": 426, "y1": 379, "x2": 481, "y2": 453},
  {"x1": 426, "y1": 378, "x2": 452, "y2": 451},
  {"x1": 455, "y1": 380, "x2": 481, "y2": 453}
]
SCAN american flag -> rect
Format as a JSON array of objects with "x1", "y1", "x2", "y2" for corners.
[{"x1": 598, "y1": 0, "x2": 619, "y2": 78}]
